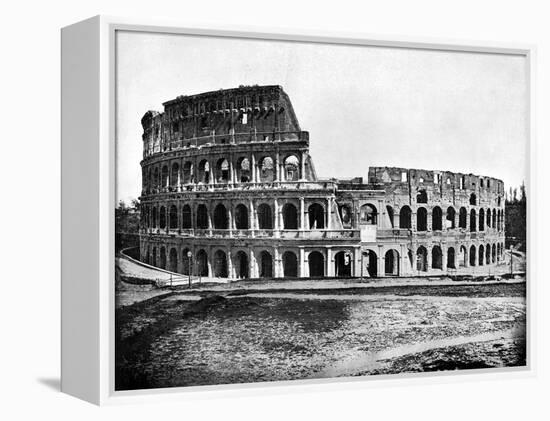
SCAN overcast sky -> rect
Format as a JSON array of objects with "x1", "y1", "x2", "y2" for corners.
[{"x1": 116, "y1": 30, "x2": 528, "y2": 204}]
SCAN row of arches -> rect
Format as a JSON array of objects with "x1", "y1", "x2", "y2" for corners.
[
  {"x1": 144, "y1": 153, "x2": 305, "y2": 192},
  {"x1": 416, "y1": 190, "x2": 502, "y2": 208}
]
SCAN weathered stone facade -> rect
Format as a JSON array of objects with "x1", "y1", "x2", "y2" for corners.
[{"x1": 138, "y1": 85, "x2": 506, "y2": 279}]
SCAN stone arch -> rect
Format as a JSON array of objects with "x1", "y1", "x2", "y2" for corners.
[
  {"x1": 339, "y1": 204, "x2": 353, "y2": 228},
  {"x1": 236, "y1": 157, "x2": 250, "y2": 182},
  {"x1": 386, "y1": 205, "x2": 395, "y2": 228},
  {"x1": 198, "y1": 160, "x2": 210, "y2": 184},
  {"x1": 459, "y1": 245, "x2": 468, "y2": 267},
  {"x1": 161, "y1": 165, "x2": 169, "y2": 188},
  {"x1": 152, "y1": 247, "x2": 157, "y2": 267},
  {"x1": 479, "y1": 208, "x2": 485, "y2": 231},
  {"x1": 153, "y1": 167, "x2": 160, "y2": 189},
  {"x1": 492, "y1": 209, "x2": 497, "y2": 229},
  {"x1": 416, "y1": 189, "x2": 428, "y2": 204},
  {"x1": 335, "y1": 251, "x2": 353, "y2": 277},
  {"x1": 360, "y1": 203, "x2": 377, "y2": 225},
  {"x1": 417, "y1": 207, "x2": 428, "y2": 232},
  {"x1": 283, "y1": 203, "x2": 298, "y2": 229},
  {"x1": 159, "y1": 206, "x2": 167, "y2": 229},
  {"x1": 432, "y1": 206, "x2": 443, "y2": 231},
  {"x1": 213, "y1": 203, "x2": 228, "y2": 229},
  {"x1": 365, "y1": 250, "x2": 378, "y2": 277},
  {"x1": 432, "y1": 246, "x2": 443, "y2": 269},
  {"x1": 181, "y1": 248, "x2": 191, "y2": 275},
  {"x1": 459, "y1": 207, "x2": 467, "y2": 229},
  {"x1": 416, "y1": 246, "x2": 428, "y2": 272},
  {"x1": 213, "y1": 249, "x2": 228, "y2": 278},
  {"x1": 479, "y1": 244, "x2": 485, "y2": 266},
  {"x1": 182, "y1": 161, "x2": 193, "y2": 184},
  {"x1": 308, "y1": 203, "x2": 325, "y2": 229},
  {"x1": 282, "y1": 251, "x2": 298, "y2": 277},
  {"x1": 384, "y1": 249, "x2": 400, "y2": 276},
  {"x1": 169, "y1": 248, "x2": 178, "y2": 272},
  {"x1": 196, "y1": 249, "x2": 208, "y2": 277},
  {"x1": 259, "y1": 156, "x2": 275, "y2": 182},
  {"x1": 308, "y1": 251, "x2": 325, "y2": 278},
  {"x1": 159, "y1": 246, "x2": 167, "y2": 269},
  {"x1": 447, "y1": 247, "x2": 456, "y2": 269},
  {"x1": 492, "y1": 244, "x2": 496, "y2": 263},
  {"x1": 234, "y1": 204, "x2": 249, "y2": 229},
  {"x1": 257, "y1": 203, "x2": 273, "y2": 229},
  {"x1": 469, "y1": 245, "x2": 477, "y2": 266},
  {"x1": 169, "y1": 205, "x2": 178, "y2": 229},
  {"x1": 234, "y1": 250, "x2": 249, "y2": 279},
  {"x1": 283, "y1": 154, "x2": 300, "y2": 181},
  {"x1": 259, "y1": 250, "x2": 273, "y2": 278},
  {"x1": 152, "y1": 206, "x2": 158, "y2": 228},
  {"x1": 486, "y1": 244, "x2": 491, "y2": 265},
  {"x1": 470, "y1": 193, "x2": 477, "y2": 206},
  {"x1": 196, "y1": 204, "x2": 208, "y2": 229},
  {"x1": 215, "y1": 158, "x2": 230, "y2": 183},
  {"x1": 470, "y1": 209, "x2": 477, "y2": 232},
  {"x1": 487, "y1": 208, "x2": 492, "y2": 228},
  {"x1": 181, "y1": 205, "x2": 192, "y2": 229},
  {"x1": 446, "y1": 207, "x2": 456, "y2": 229},
  {"x1": 171, "y1": 162, "x2": 180, "y2": 187},
  {"x1": 399, "y1": 206, "x2": 412, "y2": 229}
]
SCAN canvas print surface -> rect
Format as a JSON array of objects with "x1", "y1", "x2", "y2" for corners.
[{"x1": 114, "y1": 30, "x2": 528, "y2": 391}]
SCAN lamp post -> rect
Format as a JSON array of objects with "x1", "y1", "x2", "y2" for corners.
[{"x1": 187, "y1": 250, "x2": 192, "y2": 289}]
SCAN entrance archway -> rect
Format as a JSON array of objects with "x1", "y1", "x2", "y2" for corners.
[
  {"x1": 385, "y1": 249, "x2": 400, "y2": 276},
  {"x1": 214, "y1": 250, "x2": 228, "y2": 277},
  {"x1": 282, "y1": 251, "x2": 298, "y2": 277},
  {"x1": 308, "y1": 203, "x2": 325, "y2": 229},
  {"x1": 308, "y1": 251, "x2": 324, "y2": 278},
  {"x1": 364, "y1": 250, "x2": 377, "y2": 277},
  {"x1": 234, "y1": 251, "x2": 249, "y2": 279},
  {"x1": 335, "y1": 251, "x2": 353, "y2": 277},
  {"x1": 259, "y1": 251, "x2": 273, "y2": 278},
  {"x1": 416, "y1": 246, "x2": 428, "y2": 272},
  {"x1": 283, "y1": 203, "x2": 298, "y2": 229}
]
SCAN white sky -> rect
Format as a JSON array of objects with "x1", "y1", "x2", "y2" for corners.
[{"x1": 116, "y1": 31, "x2": 528, "y2": 204}]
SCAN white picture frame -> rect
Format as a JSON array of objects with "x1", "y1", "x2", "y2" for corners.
[{"x1": 61, "y1": 15, "x2": 536, "y2": 405}]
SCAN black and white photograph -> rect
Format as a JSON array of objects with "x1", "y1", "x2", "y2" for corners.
[{"x1": 113, "y1": 30, "x2": 528, "y2": 391}]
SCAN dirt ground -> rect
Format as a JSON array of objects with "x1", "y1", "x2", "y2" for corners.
[{"x1": 115, "y1": 282, "x2": 526, "y2": 391}]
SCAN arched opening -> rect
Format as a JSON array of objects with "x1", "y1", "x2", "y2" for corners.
[
  {"x1": 159, "y1": 246, "x2": 167, "y2": 269},
  {"x1": 459, "y1": 207, "x2": 467, "y2": 229},
  {"x1": 432, "y1": 206, "x2": 443, "y2": 231},
  {"x1": 365, "y1": 250, "x2": 377, "y2": 277},
  {"x1": 340, "y1": 205, "x2": 352, "y2": 228},
  {"x1": 360, "y1": 204, "x2": 377, "y2": 225},
  {"x1": 181, "y1": 205, "x2": 192, "y2": 229},
  {"x1": 308, "y1": 203, "x2": 325, "y2": 229},
  {"x1": 198, "y1": 160, "x2": 210, "y2": 184},
  {"x1": 145, "y1": 249, "x2": 150, "y2": 265},
  {"x1": 492, "y1": 244, "x2": 496, "y2": 263},
  {"x1": 213, "y1": 204, "x2": 228, "y2": 229},
  {"x1": 169, "y1": 248, "x2": 178, "y2": 272},
  {"x1": 169, "y1": 205, "x2": 178, "y2": 229},
  {"x1": 283, "y1": 203, "x2": 298, "y2": 229},
  {"x1": 431, "y1": 246, "x2": 443, "y2": 269},
  {"x1": 335, "y1": 251, "x2": 353, "y2": 277},
  {"x1": 152, "y1": 207, "x2": 158, "y2": 228},
  {"x1": 284, "y1": 155, "x2": 300, "y2": 181},
  {"x1": 308, "y1": 251, "x2": 325, "y2": 278},
  {"x1": 446, "y1": 207, "x2": 456, "y2": 229},
  {"x1": 470, "y1": 193, "x2": 477, "y2": 206},
  {"x1": 486, "y1": 244, "x2": 491, "y2": 265},
  {"x1": 196, "y1": 204, "x2": 208, "y2": 229},
  {"x1": 234, "y1": 251, "x2": 249, "y2": 279},
  {"x1": 152, "y1": 247, "x2": 157, "y2": 267},
  {"x1": 492, "y1": 210, "x2": 496, "y2": 229},
  {"x1": 416, "y1": 189, "x2": 428, "y2": 204},
  {"x1": 161, "y1": 165, "x2": 169, "y2": 188},
  {"x1": 159, "y1": 206, "x2": 167, "y2": 229},
  {"x1": 153, "y1": 167, "x2": 160, "y2": 189},
  {"x1": 257, "y1": 203, "x2": 273, "y2": 229},
  {"x1": 259, "y1": 156, "x2": 274, "y2": 182},
  {"x1": 399, "y1": 206, "x2": 412, "y2": 229},
  {"x1": 469, "y1": 245, "x2": 477, "y2": 266},
  {"x1": 384, "y1": 249, "x2": 400, "y2": 276},
  {"x1": 447, "y1": 247, "x2": 456, "y2": 269},
  {"x1": 416, "y1": 246, "x2": 428, "y2": 272},
  {"x1": 181, "y1": 248, "x2": 191, "y2": 275},
  {"x1": 216, "y1": 158, "x2": 230, "y2": 183},
  {"x1": 237, "y1": 157, "x2": 250, "y2": 183},
  {"x1": 459, "y1": 246, "x2": 467, "y2": 267},
  {"x1": 417, "y1": 207, "x2": 428, "y2": 232},
  {"x1": 259, "y1": 251, "x2": 273, "y2": 278},
  {"x1": 479, "y1": 208, "x2": 485, "y2": 231},
  {"x1": 282, "y1": 251, "x2": 298, "y2": 277},
  {"x1": 196, "y1": 250, "x2": 208, "y2": 277},
  {"x1": 171, "y1": 163, "x2": 179, "y2": 187},
  {"x1": 182, "y1": 162, "x2": 193, "y2": 184},
  {"x1": 487, "y1": 209, "x2": 492, "y2": 228},
  {"x1": 213, "y1": 250, "x2": 228, "y2": 278},
  {"x1": 470, "y1": 209, "x2": 477, "y2": 232},
  {"x1": 386, "y1": 206, "x2": 395, "y2": 228},
  {"x1": 234, "y1": 204, "x2": 249, "y2": 229},
  {"x1": 479, "y1": 245, "x2": 484, "y2": 266}
]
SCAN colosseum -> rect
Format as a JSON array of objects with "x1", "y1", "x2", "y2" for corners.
[{"x1": 138, "y1": 85, "x2": 506, "y2": 280}]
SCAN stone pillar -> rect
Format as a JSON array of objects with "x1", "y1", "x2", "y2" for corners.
[
  {"x1": 275, "y1": 152, "x2": 280, "y2": 182},
  {"x1": 299, "y1": 197, "x2": 305, "y2": 230},
  {"x1": 442, "y1": 246, "x2": 447, "y2": 271},
  {"x1": 249, "y1": 248, "x2": 256, "y2": 278},
  {"x1": 354, "y1": 247, "x2": 362, "y2": 277},
  {"x1": 229, "y1": 159, "x2": 234, "y2": 185},
  {"x1": 227, "y1": 205, "x2": 233, "y2": 236},
  {"x1": 299, "y1": 247, "x2": 306, "y2": 278},
  {"x1": 274, "y1": 198, "x2": 279, "y2": 237},
  {"x1": 209, "y1": 161, "x2": 215, "y2": 186},
  {"x1": 227, "y1": 249, "x2": 234, "y2": 279},
  {"x1": 377, "y1": 245, "x2": 384, "y2": 277},
  {"x1": 326, "y1": 247, "x2": 333, "y2": 277},
  {"x1": 251, "y1": 154, "x2": 256, "y2": 183},
  {"x1": 300, "y1": 152, "x2": 306, "y2": 180},
  {"x1": 274, "y1": 247, "x2": 281, "y2": 278},
  {"x1": 249, "y1": 200, "x2": 255, "y2": 236},
  {"x1": 327, "y1": 197, "x2": 333, "y2": 230}
]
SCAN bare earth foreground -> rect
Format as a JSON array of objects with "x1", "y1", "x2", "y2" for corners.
[{"x1": 115, "y1": 281, "x2": 526, "y2": 391}]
